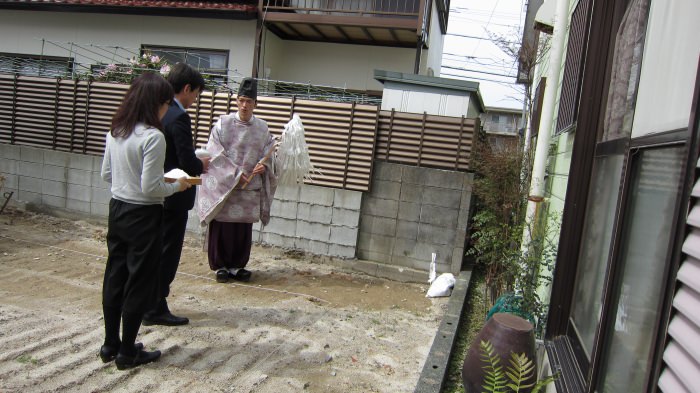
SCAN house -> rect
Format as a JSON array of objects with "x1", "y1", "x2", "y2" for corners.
[
  {"x1": 374, "y1": 69, "x2": 485, "y2": 118},
  {"x1": 519, "y1": 0, "x2": 700, "y2": 391},
  {"x1": 480, "y1": 106, "x2": 522, "y2": 136},
  {"x1": 0, "y1": 0, "x2": 449, "y2": 97}
]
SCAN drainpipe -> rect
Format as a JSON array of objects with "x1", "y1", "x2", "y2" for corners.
[{"x1": 521, "y1": 0, "x2": 569, "y2": 265}]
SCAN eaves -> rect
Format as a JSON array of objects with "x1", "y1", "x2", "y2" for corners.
[{"x1": 0, "y1": 0, "x2": 258, "y2": 20}]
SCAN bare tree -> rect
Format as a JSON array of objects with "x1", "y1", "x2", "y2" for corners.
[
  {"x1": 486, "y1": 29, "x2": 550, "y2": 185},
  {"x1": 486, "y1": 28, "x2": 551, "y2": 140}
]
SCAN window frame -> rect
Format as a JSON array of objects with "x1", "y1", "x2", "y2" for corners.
[
  {"x1": 589, "y1": 130, "x2": 688, "y2": 391},
  {"x1": 0, "y1": 52, "x2": 74, "y2": 77},
  {"x1": 140, "y1": 44, "x2": 230, "y2": 83}
]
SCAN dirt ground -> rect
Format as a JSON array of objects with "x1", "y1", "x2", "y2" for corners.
[{"x1": 0, "y1": 207, "x2": 448, "y2": 393}]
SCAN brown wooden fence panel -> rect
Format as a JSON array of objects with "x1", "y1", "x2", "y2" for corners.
[
  {"x1": 12, "y1": 76, "x2": 58, "y2": 150},
  {"x1": 376, "y1": 110, "x2": 476, "y2": 171},
  {"x1": 0, "y1": 74, "x2": 17, "y2": 145},
  {"x1": 0, "y1": 74, "x2": 477, "y2": 192},
  {"x1": 85, "y1": 81, "x2": 127, "y2": 154}
]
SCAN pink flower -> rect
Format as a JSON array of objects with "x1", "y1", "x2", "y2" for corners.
[
  {"x1": 151, "y1": 55, "x2": 160, "y2": 63},
  {"x1": 159, "y1": 64, "x2": 171, "y2": 75},
  {"x1": 106, "y1": 64, "x2": 117, "y2": 71}
]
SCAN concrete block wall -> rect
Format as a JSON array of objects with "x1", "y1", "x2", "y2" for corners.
[
  {"x1": 1, "y1": 144, "x2": 473, "y2": 281},
  {"x1": 185, "y1": 187, "x2": 364, "y2": 260},
  {"x1": 252, "y1": 185, "x2": 363, "y2": 259},
  {"x1": 357, "y1": 161, "x2": 474, "y2": 276},
  {"x1": 0, "y1": 144, "x2": 111, "y2": 219}
]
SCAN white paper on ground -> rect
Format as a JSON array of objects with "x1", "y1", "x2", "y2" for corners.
[{"x1": 426, "y1": 273, "x2": 455, "y2": 298}]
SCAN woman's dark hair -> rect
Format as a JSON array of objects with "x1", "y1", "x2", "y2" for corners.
[{"x1": 111, "y1": 72, "x2": 174, "y2": 138}]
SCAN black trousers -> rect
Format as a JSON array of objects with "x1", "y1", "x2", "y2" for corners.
[
  {"x1": 158, "y1": 209, "x2": 188, "y2": 299},
  {"x1": 103, "y1": 199, "x2": 162, "y2": 314},
  {"x1": 207, "y1": 220, "x2": 253, "y2": 271}
]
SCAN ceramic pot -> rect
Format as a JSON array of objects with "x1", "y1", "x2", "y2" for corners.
[{"x1": 462, "y1": 313, "x2": 536, "y2": 393}]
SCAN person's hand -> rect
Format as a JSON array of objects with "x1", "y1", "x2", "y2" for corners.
[
  {"x1": 252, "y1": 162, "x2": 266, "y2": 176},
  {"x1": 176, "y1": 177, "x2": 192, "y2": 192},
  {"x1": 200, "y1": 156, "x2": 211, "y2": 173}
]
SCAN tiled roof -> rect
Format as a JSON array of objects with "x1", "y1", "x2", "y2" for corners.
[{"x1": 0, "y1": 0, "x2": 256, "y2": 12}]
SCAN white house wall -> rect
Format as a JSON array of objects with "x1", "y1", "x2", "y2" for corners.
[
  {"x1": 0, "y1": 10, "x2": 257, "y2": 80},
  {"x1": 260, "y1": 39, "x2": 415, "y2": 92},
  {"x1": 631, "y1": 0, "x2": 700, "y2": 138},
  {"x1": 540, "y1": 0, "x2": 575, "y2": 215},
  {"x1": 381, "y1": 88, "x2": 473, "y2": 117},
  {"x1": 258, "y1": 27, "x2": 283, "y2": 80},
  {"x1": 424, "y1": 0, "x2": 445, "y2": 77}
]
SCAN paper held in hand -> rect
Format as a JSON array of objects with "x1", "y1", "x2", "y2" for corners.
[{"x1": 164, "y1": 168, "x2": 201, "y2": 185}]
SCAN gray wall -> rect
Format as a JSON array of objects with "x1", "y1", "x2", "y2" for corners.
[
  {"x1": 1, "y1": 144, "x2": 473, "y2": 280},
  {"x1": 357, "y1": 162, "x2": 473, "y2": 276},
  {"x1": 0, "y1": 144, "x2": 111, "y2": 218},
  {"x1": 254, "y1": 184, "x2": 362, "y2": 259}
]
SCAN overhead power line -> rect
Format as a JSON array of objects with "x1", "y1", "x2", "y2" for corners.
[
  {"x1": 446, "y1": 32, "x2": 520, "y2": 45},
  {"x1": 441, "y1": 65, "x2": 517, "y2": 79},
  {"x1": 441, "y1": 72, "x2": 524, "y2": 88}
]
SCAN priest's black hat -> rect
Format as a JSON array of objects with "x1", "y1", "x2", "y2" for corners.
[{"x1": 238, "y1": 77, "x2": 257, "y2": 100}]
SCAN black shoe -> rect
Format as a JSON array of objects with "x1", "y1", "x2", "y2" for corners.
[
  {"x1": 115, "y1": 348, "x2": 161, "y2": 370},
  {"x1": 142, "y1": 311, "x2": 189, "y2": 326},
  {"x1": 216, "y1": 269, "x2": 229, "y2": 283},
  {"x1": 230, "y1": 268, "x2": 252, "y2": 282},
  {"x1": 99, "y1": 342, "x2": 144, "y2": 363}
]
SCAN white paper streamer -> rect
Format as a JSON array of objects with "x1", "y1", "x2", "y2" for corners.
[{"x1": 277, "y1": 114, "x2": 316, "y2": 186}]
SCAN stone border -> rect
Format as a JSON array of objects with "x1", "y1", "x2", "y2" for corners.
[{"x1": 414, "y1": 271, "x2": 472, "y2": 393}]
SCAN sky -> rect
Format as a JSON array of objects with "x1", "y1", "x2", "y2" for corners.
[{"x1": 440, "y1": 0, "x2": 528, "y2": 110}]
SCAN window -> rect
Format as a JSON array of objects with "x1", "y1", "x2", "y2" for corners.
[
  {"x1": 555, "y1": 0, "x2": 591, "y2": 134},
  {"x1": 546, "y1": 0, "x2": 657, "y2": 391},
  {"x1": 491, "y1": 114, "x2": 500, "y2": 123},
  {"x1": 266, "y1": 81, "x2": 382, "y2": 104},
  {"x1": 569, "y1": 149, "x2": 625, "y2": 356},
  {"x1": 142, "y1": 45, "x2": 228, "y2": 85},
  {"x1": 602, "y1": 0, "x2": 648, "y2": 141},
  {"x1": 597, "y1": 145, "x2": 684, "y2": 391},
  {"x1": 0, "y1": 53, "x2": 73, "y2": 78}
]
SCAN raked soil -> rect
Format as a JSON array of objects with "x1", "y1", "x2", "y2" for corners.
[{"x1": 0, "y1": 207, "x2": 448, "y2": 393}]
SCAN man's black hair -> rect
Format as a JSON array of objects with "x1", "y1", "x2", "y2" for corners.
[{"x1": 167, "y1": 63, "x2": 206, "y2": 94}]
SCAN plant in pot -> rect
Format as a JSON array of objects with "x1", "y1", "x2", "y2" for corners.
[
  {"x1": 463, "y1": 133, "x2": 560, "y2": 392},
  {"x1": 477, "y1": 340, "x2": 557, "y2": 393}
]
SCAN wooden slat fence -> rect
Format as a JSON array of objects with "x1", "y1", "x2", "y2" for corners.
[
  {"x1": 0, "y1": 74, "x2": 478, "y2": 192},
  {"x1": 376, "y1": 109, "x2": 476, "y2": 171}
]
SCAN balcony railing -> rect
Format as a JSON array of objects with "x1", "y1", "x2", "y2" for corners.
[
  {"x1": 262, "y1": 0, "x2": 420, "y2": 18},
  {"x1": 259, "y1": 0, "x2": 425, "y2": 47}
]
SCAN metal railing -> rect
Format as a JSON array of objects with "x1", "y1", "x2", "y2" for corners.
[{"x1": 261, "y1": 0, "x2": 421, "y2": 17}]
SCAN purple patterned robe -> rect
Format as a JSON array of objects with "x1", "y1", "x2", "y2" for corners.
[{"x1": 197, "y1": 113, "x2": 278, "y2": 226}]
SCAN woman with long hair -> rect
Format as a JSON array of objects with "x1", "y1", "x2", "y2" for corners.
[{"x1": 99, "y1": 72, "x2": 191, "y2": 370}]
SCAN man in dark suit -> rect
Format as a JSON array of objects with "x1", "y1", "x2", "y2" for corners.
[{"x1": 143, "y1": 63, "x2": 210, "y2": 326}]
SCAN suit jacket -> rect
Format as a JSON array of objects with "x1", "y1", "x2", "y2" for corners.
[{"x1": 162, "y1": 102, "x2": 203, "y2": 211}]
